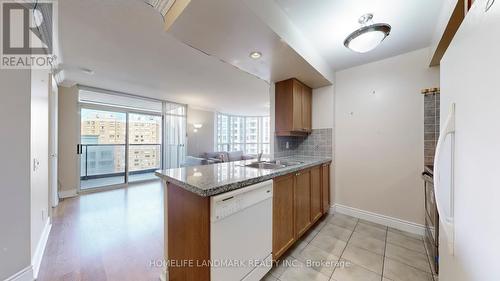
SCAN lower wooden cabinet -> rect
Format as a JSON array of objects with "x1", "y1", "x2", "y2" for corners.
[
  {"x1": 272, "y1": 162, "x2": 331, "y2": 260},
  {"x1": 272, "y1": 174, "x2": 295, "y2": 260},
  {"x1": 294, "y1": 170, "x2": 311, "y2": 238},
  {"x1": 310, "y1": 166, "x2": 322, "y2": 223},
  {"x1": 321, "y1": 163, "x2": 331, "y2": 214}
]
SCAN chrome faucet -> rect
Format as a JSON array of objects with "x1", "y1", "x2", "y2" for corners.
[{"x1": 257, "y1": 151, "x2": 263, "y2": 162}]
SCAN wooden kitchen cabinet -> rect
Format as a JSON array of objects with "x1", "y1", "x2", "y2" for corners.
[
  {"x1": 275, "y1": 78, "x2": 312, "y2": 136},
  {"x1": 310, "y1": 166, "x2": 322, "y2": 223},
  {"x1": 272, "y1": 174, "x2": 296, "y2": 260},
  {"x1": 272, "y1": 163, "x2": 331, "y2": 260},
  {"x1": 321, "y1": 163, "x2": 331, "y2": 214},
  {"x1": 294, "y1": 169, "x2": 311, "y2": 239}
]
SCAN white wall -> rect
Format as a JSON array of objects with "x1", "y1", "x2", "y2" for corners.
[
  {"x1": 0, "y1": 70, "x2": 32, "y2": 280},
  {"x1": 30, "y1": 69, "x2": 51, "y2": 277},
  {"x1": 334, "y1": 48, "x2": 439, "y2": 225},
  {"x1": 58, "y1": 86, "x2": 79, "y2": 195},
  {"x1": 187, "y1": 107, "x2": 215, "y2": 156},
  {"x1": 312, "y1": 85, "x2": 335, "y2": 205},
  {"x1": 312, "y1": 85, "x2": 334, "y2": 129}
]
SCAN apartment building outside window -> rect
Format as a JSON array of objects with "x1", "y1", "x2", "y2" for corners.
[{"x1": 216, "y1": 113, "x2": 270, "y2": 155}]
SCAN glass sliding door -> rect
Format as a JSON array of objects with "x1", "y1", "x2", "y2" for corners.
[
  {"x1": 78, "y1": 89, "x2": 187, "y2": 191},
  {"x1": 164, "y1": 103, "x2": 187, "y2": 169},
  {"x1": 80, "y1": 108, "x2": 127, "y2": 189},
  {"x1": 128, "y1": 113, "x2": 162, "y2": 182}
]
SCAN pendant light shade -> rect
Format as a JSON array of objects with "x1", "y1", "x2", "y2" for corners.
[{"x1": 344, "y1": 14, "x2": 391, "y2": 53}]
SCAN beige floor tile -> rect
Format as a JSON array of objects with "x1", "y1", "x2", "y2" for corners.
[
  {"x1": 327, "y1": 214, "x2": 358, "y2": 230},
  {"x1": 383, "y1": 257, "x2": 433, "y2": 281},
  {"x1": 388, "y1": 227, "x2": 423, "y2": 240},
  {"x1": 331, "y1": 259, "x2": 381, "y2": 281},
  {"x1": 261, "y1": 272, "x2": 279, "y2": 281},
  {"x1": 319, "y1": 223, "x2": 353, "y2": 242},
  {"x1": 359, "y1": 219, "x2": 387, "y2": 230},
  {"x1": 354, "y1": 222, "x2": 387, "y2": 241},
  {"x1": 302, "y1": 228, "x2": 321, "y2": 243},
  {"x1": 385, "y1": 243, "x2": 431, "y2": 273},
  {"x1": 294, "y1": 243, "x2": 339, "y2": 276},
  {"x1": 341, "y1": 244, "x2": 383, "y2": 274},
  {"x1": 387, "y1": 231, "x2": 425, "y2": 254},
  {"x1": 348, "y1": 231, "x2": 386, "y2": 255},
  {"x1": 269, "y1": 256, "x2": 294, "y2": 278},
  {"x1": 279, "y1": 260, "x2": 330, "y2": 281},
  {"x1": 288, "y1": 240, "x2": 309, "y2": 258},
  {"x1": 310, "y1": 232, "x2": 348, "y2": 256}
]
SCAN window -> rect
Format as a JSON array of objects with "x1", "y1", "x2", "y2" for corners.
[{"x1": 216, "y1": 113, "x2": 270, "y2": 155}]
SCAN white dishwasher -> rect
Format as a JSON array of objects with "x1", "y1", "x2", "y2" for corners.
[{"x1": 210, "y1": 180, "x2": 273, "y2": 281}]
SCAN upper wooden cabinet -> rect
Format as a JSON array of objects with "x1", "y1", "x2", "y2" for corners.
[{"x1": 275, "y1": 78, "x2": 312, "y2": 136}]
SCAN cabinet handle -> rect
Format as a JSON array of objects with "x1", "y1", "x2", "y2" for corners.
[{"x1": 296, "y1": 172, "x2": 301, "y2": 176}]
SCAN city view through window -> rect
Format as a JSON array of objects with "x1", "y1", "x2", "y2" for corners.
[
  {"x1": 80, "y1": 108, "x2": 162, "y2": 189},
  {"x1": 216, "y1": 113, "x2": 270, "y2": 155}
]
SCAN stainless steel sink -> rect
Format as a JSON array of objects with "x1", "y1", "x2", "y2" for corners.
[
  {"x1": 266, "y1": 160, "x2": 304, "y2": 166},
  {"x1": 244, "y1": 162, "x2": 286, "y2": 169},
  {"x1": 244, "y1": 160, "x2": 304, "y2": 169}
]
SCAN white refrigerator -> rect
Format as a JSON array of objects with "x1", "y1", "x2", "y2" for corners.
[{"x1": 437, "y1": 0, "x2": 500, "y2": 280}]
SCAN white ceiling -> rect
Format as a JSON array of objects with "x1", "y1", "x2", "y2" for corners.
[
  {"x1": 58, "y1": 0, "x2": 271, "y2": 115},
  {"x1": 169, "y1": 0, "x2": 331, "y2": 88},
  {"x1": 274, "y1": 0, "x2": 443, "y2": 70}
]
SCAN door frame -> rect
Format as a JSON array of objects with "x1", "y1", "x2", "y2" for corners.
[{"x1": 77, "y1": 103, "x2": 164, "y2": 193}]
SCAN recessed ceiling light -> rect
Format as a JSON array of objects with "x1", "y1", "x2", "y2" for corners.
[
  {"x1": 344, "y1": 13, "x2": 391, "y2": 53},
  {"x1": 249, "y1": 51, "x2": 262, "y2": 59}
]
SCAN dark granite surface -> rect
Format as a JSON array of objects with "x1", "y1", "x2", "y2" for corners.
[{"x1": 155, "y1": 155, "x2": 332, "y2": 197}]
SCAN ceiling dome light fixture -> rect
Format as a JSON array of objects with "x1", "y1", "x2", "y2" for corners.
[
  {"x1": 249, "y1": 51, "x2": 262, "y2": 59},
  {"x1": 344, "y1": 13, "x2": 391, "y2": 53}
]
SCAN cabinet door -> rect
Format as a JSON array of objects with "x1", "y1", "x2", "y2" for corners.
[
  {"x1": 292, "y1": 81, "x2": 303, "y2": 131},
  {"x1": 273, "y1": 174, "x2": 295, "y2": 260},
  {"x1": 294, "y1": 170, "x2": 311, "y2": 238},
  {"x1": 321, "y1": 164, "x2": 331, "y2": 214},
  {"x1": 310, "y1": 166, "x2": 322, "y2": 223},
  {"x1": 301, "y1": 85, "x2": 312, "y2": 132}
]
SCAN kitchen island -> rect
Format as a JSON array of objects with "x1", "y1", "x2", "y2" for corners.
[{"x1": 155, "y1": 156, "x2": 332, "y2": 281}]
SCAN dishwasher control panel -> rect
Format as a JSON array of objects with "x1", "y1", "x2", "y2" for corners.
[{"x1": 210, "y1": 180, "x2": 273, "y2": 222}]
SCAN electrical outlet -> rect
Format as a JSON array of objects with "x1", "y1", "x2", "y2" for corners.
[{"x1": 286, "y1": 141, "x2": 289, "y2": 149}]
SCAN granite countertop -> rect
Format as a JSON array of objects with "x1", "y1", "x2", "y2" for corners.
[{"x1": 155, "y1": 155, "x2": 332, "y2": 197}]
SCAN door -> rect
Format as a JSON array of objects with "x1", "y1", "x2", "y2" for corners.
[
  {"x1": 128, "y1": 113, "x2": 162, "y2": 182},
  {"x1": 80, "y1": 108, "x2": 127, "y2": 190},
  {"x1": 272, "y1": 174, "x2": 295, "y2": 260},
  {"x1": 292, "y1": 80, "x2": 303, "y2": 131},
  {"x1": 310, "y1": 165, "x2": 322, "y2": 223},
  {"x1": 321, "y1": 163, "x2": 330, "y2": 214},
  {"x1": 301, "y1": 85, "x2": 312, "y2": 132},
  {"x1": 48, "y1": 74, "x2": 58, "y2": 207},
  {"x1": 294, "y1": 169, "x2": 311, "y2": 238}
]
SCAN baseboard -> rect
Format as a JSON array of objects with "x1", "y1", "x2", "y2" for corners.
[
  {"x1": 4, "y1": 266, "x2": 33, "y2": 281},
  {"x1": 332, "y1": 204, "x2": 425, "y2": 236},
  {"x1": 59, "y1": 189, "x2": 77, "y2": 198},
  {"x1": 32, "y1": 218, "x2": 52, "y2": 279}
]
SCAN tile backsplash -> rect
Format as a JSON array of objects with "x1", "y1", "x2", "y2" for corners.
[
  {"x1": 274, "y1": 128, "x2": 333, "y2": 158},
  {"x1": 424, "y1": 93, "x2": 440, "y2": 166}
]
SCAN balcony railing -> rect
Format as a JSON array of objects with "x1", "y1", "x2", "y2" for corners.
[{"x1": 80, "y1": 143, "x2": 161, "y2": 189}]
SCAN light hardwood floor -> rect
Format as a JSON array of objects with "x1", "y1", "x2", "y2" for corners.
[{"x1": 38, "y1": 181, "x2": 164, "y2": 281}]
